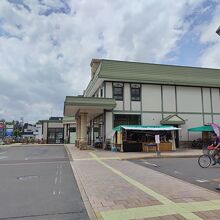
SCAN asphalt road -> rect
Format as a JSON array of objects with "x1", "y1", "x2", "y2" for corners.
[
  {"x1": 0, "y1": 145, "x2": 89, "y2": 220},
  {"x1": 131, "y1": 157, "x2": 220, "y2": 193}
]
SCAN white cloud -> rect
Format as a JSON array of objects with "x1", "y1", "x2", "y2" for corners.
[
  {"x1": 0, "y1": 0, "x2": 210, "y2": 123},
  {"x1": 197, "y1": 3, "x2": 220, "y2": 68}
]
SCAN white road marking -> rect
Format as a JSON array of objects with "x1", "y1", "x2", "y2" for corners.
[
  {"x1": 0, "y1": 156, "x2": 7, "y2": 160},
  {"x1": 0, "y1": 161, "x2": 67, "y2": 166},
  {"x1": 144, "y1": 161, "x2": 159, "y2": 167},
  {"x1": 58, "y1": 165, "x2": 62, "y2": 197},
  {"x1": 196, "y1": 179, "x2": 210, "y2": 183},
  {"x1": 0, "y1": 151, "x2": 7, "y2": 155},
  {"x1": 174, "y1": 170, "x2": 183, "y2": 175},
  {"x1": 56, "y1": 164, "x2": 59, "y2": 176},
  {"x1": 59, "y1": 164, "x2": 62, "y2": 184},
  {"x1": 53, "y1": 164, "x2": 62, "y2": 196}
]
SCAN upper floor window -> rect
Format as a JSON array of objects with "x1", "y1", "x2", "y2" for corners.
[
  {"x1": 100, "y1": 88, "x2": 103, "y2": 97},
  {"x1": 131, "y1": 84, "x2": 141, "y2": 101},
  {"x1": 113, "y1": 82, "x2": 123, "y2": 101}
]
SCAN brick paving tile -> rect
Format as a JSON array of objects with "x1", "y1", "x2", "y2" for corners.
[
  {"x1": 73, "y1": 159, "x2": 162, "y2": 213},
  {"x1": 66, "y1": 146, "x2": 220, "y2": 220},
  {"x1": 106, "y1": 159, "x2": 220, "y2": 203},
  {"x1": 196, "y1": 210, "x2": 220, "y2": 218},
  {"x1": 213, "y1": 209, "x2": 220, "y2": 214},
  {"x1": 133, "y1": 215, "x2": 187, "y2": 220},
  {"x1": 206, "y1": 218, "x2": 220, "y2": 220},
  {"x1": 133, "y1": 217, "x2": 162, "y2": 220},
  {"x1": 160, "y1": 215, "x2": 185, "y2": 220}
]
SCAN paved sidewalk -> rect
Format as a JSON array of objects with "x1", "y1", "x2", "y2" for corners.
[{"x1": 66, "y1": 145, "x2": 220, "y2": 220}]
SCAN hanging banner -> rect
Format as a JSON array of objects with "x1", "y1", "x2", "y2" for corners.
[{"x1": 211, "y1": 123, "x2": 220, "y2": 136}]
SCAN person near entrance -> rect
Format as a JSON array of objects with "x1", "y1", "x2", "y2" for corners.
[{"x1": 94, "y1": 136, "x2": 102, "y2": 148}]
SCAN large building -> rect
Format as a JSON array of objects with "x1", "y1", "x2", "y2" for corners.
[{"x1": 64, "y1": 59, "x2": 220, "y2": 150}]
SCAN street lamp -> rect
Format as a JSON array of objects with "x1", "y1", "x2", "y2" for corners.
[{"x1": 216, "y1": 26, "x2": 220, "y2": 36}]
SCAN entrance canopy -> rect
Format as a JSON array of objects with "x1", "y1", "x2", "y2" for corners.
[
  {"x1": 64, "y1": 96, "x2": 116, "y2": 120},
  {"x1": 113, "y1": 125, "x2": 180, "y2": 132},
  {"x1": 160, "y1": 114, "x2": 185, "y2": 125},
  {"x1": 188, "y1": 125, "x2": 220, "y2": 132}
]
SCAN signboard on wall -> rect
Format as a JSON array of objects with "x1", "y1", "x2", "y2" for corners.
[
  {"x1": 0, "y1": 122, "x2": 4, "y2": 129},
  {"x1": 155, "y1": 135, "x2": 160, "y2": 144},
  {"x1": 5, "y1": 129, "x2": 13, "y2": 137},
  {"x1": 6, "y1": 124, "x2": 13, "y2": 129}
]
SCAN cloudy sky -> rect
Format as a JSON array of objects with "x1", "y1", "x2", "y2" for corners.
[{"x1": 0, "y1": 0, "x2": 220, "y2": 123}]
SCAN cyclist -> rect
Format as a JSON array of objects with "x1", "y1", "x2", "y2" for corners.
[{"x1": 210, "y1": 133, "x2": 220, "y2": 165}]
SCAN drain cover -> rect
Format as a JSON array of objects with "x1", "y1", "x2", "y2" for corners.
[{"x1": 17, "y1": 175, "x2": 39, "y2": 181}]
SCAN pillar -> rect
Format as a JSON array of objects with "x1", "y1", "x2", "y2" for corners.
[
  {"x1": 76, "y1": 116, "x2": 81, "y2": 148},
  {"x1": 171, "y1": 130, "x2": 176, "y2": 151},
  {"x1": 79, "y1": 112, "x2": 87, "y2": 150}
]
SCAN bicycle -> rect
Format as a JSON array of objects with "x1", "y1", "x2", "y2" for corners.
[
  {"x1": 198, "y1": 145, "x2": 220, "y2": 168},
  {"x1": 192, "y1": 138, "x2": 203, "y2": 149}
]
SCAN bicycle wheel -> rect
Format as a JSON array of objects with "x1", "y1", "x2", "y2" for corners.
[{"x1": 198, "y1": 155, "x2": 211, "y2": 168}]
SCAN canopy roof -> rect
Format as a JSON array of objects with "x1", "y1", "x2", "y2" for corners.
[
  {"x1": 113, "y1": 125, "x2": 180, "y2": 132},
  {"x1": 64, "y1": 96, "x2": 116, "y2": 121},
  {"x1": 160, "y1": 114, "x2": 185, "y2": 125},
  {"x1": 188, "y1": 125, "x2": 220, "y2": 132}
]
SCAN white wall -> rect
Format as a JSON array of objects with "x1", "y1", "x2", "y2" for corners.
[
  {"x1": 204, "y1": 114, "x2": 212, "y2": 124},
  {"x1": 177, "y1": 87, "x2": 202, "y2": 112},
  {"x1": 142, "y1": 84, "x2": 161, "y2": 111},
  {"x1": 179, "y1": 114, "x2": 203, "y2": 141},
  {"x1": 214, "y1": 115, "x2": 220, "y2": 124},
  {"x1": 162, "y1": 85, "x2": 176, "y2": 112},
  {"x1": 114, "y1": 101, "x2": 123, "y2": 111},
  {"x1": 105, "y1": 111, "x2": 113, "y2": 138},
  {"x1": 35, "y1": 124, "x2": 43, "y2": 140},
  {"x1": 124, "y1": 83, "x2": 130, "y2": 111},
  {"x1": 131, "y1": 102, "x2": 141, "y2": 111},
  {"x1": 104, "y1": 81, "x2": 220, "y2": 143},
  {"x1": 105, "y1": 82, "x2": 112, "y2": 98},
  {"x1": 142, "y1": 113, "x2": 162, "y2": 125},
  {"x1": 43, "y1": 122, "x2": 47, "y2": 140},
  {"x1": 203, "y1": 88, "x2": 211, "y2": 113},
  {"x1": 212, "y1": 88, "x2": 220, "y2": 113},
  {"x1": 48, "y1": 122, "x2": 63, "y2": 128}
]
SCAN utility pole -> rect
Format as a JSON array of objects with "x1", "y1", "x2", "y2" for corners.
[{"x1": 216, "y1": 26, "x2": 220, "y2": 36}]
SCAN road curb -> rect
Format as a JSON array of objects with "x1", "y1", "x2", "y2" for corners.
[
  {"x1": 121, "y1": 154, "x2": 199, "y2": 160},
  {"x1": 64, "y1": 145, "x2": 98, "y2": 220},
  {"x1": 1, "y1": 144, "x2": 64, "y2": 147}
]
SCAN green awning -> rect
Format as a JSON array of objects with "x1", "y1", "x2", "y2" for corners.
[
  {"x1": 187, "y1": 125, "x2": 220, "y2": 132},
  {"x1": 113, "y1": 125, "x2": 180, "y2": 132}
]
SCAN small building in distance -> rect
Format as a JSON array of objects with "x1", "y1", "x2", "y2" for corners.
[{"x1": 38, "y1": 116, "x2": 76, "y2": 144}]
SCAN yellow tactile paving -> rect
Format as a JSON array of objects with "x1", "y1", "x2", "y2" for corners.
[
  {"x1": 74, "y1": 157, "x2": 120, "y2": 161},
  {"x1": 89, "y1": 152, "x2": 220, "y2": 220}
]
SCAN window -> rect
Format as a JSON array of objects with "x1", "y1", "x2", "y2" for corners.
[
  {"x1": 100, "y1": 88, "x2": 103, "y2": 97},
  {"x1": 47, "y1": 128, "x2": 64, "y2": 144},
  {"x1": 114, "y1": 114, "x2": 141, "y2": 127},
  {"x1": 113, "y1": 82, "x2": 123, "y2": 100},
  {"x1": 131, "y1": 84, "x2": 141, "y2": 101},
  {"x1": 69, "y1": 127, "x2": 76, "y2": 132}
]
